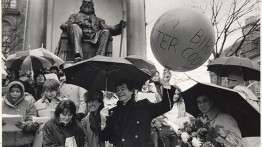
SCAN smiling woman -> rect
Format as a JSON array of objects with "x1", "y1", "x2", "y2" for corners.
[
  {"x1": 82, "y1": 90, "x2": 105, "y2": 147},
  {"x1": 2, "y1": 80, "x2": 39, "y2": 147}
]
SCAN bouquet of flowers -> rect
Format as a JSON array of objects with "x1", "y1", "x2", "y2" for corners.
[{"x1": 179, "y1": 119, "x2": 226, "y2": 147}]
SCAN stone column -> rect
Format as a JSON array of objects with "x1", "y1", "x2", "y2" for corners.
[
  {"x1": 126, "y1": 0, "x2": 146, "y2": 57},
  {"x1": 23, "y1": 0, "x2": 47, "y2": 50}
]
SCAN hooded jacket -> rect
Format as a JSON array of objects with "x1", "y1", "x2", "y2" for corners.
[{"x1": 2, "y1": 81, "x2": 38, "y2": 146}]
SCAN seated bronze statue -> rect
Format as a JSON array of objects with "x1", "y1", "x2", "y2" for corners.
[{"x1": 55, "y1": 0, "x2": 126, "y2": 62}]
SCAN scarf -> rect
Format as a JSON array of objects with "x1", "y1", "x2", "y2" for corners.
[{"x1": 89, "y1": 110, "x2": 101, "y2": 141}]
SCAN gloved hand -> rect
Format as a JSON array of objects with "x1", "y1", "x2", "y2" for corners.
[{"x1": 15, "y1": 121, "x2": 40, "y2": 133}]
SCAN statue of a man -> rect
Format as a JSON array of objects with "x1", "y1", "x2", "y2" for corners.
[{"x1": 55, "y1": 0, "x2": 126, "y2": 61}]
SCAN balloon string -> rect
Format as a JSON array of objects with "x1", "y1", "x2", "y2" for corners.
[{"x1": 183, "y1": 72, "x2": 200, "y2": 83}]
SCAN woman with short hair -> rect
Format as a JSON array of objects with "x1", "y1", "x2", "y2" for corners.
[{"x1": 34, "y1": 79, "x2": 62, "y2": 118}]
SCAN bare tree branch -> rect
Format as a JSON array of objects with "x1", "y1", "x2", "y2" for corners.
[
  {"x1": 2, "y1": 6, "x2": 25, "y2": 55},
  {"x1": 188, "y1": 0, "x2": 260, "y2": 58},
  {"x1": 229, "y1": 18, "x2": 260, "y2": 56}
]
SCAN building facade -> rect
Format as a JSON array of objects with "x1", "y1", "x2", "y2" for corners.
[
  {"x1": 2, "y1": 0, "x2": 147, "y2": 59},
  {"x1": 2, "y1": 0, "x2": 27, "y2": 56}
]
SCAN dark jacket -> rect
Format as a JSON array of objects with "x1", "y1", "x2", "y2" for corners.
[
  {"x1": 101, "y1": 88, "x2": 175, "y2": 147},
  {"x1": 42, "y1": 118, "x2": 85, "y2": 147},
  {"x1": 32, "y1": 83, "x2": 44, "y2": 101}
]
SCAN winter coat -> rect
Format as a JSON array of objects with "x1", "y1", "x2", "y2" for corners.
[
  {"x1": 2, "y1": 81, "x2": 38, "y2": 146},
  {"x1": 34, "y1": 96, "x2": 64, "y2": 118},
  {"x1": 42, "y1": 118, "x2": 85, "y2": 147},
  {"x1": 101, "y1": 88, "x2": 175, "y2": 147},
  {"x1": 82, "y1": 113, "x2": 105, "y2": 147},
  {"x1": 33, "y1": 96, "x2": 65, "y2": 147}
]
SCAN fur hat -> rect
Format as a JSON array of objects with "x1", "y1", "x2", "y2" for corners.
[{"x1": 84, "y1": 90, "x2": 103, "y2": 103}]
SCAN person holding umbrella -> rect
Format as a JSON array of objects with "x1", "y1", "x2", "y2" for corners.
[
  {"x1": 100, "y1": 79, "x2": 175, "y2": 147},
  {"x1": 196, "y1": 91, "x2": 242, "y2": 147},
  {"x1": 227, "y1": 72, "x2": 260, "y2": 112}
]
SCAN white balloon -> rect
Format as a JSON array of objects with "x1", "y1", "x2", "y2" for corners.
[{"x1": 150, "y1": 7, "x2": 215, "y2": 72}]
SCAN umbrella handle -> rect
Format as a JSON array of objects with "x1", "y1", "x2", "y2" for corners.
[{"x1": 105, "y1": 75, "x2": 108, "y2": 92}]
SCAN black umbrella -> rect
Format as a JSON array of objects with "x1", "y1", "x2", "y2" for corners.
[
  {"x1": 207, "y1": 56, "x2": 260, "y2": 81},
  {"x1": 181, "y1": 82, "x2": 260, "y2": 137},
  {"x1": 63, "y1": 55, "x2": 151, "y2": 92},
  {"x1": 125, "y1": 55, "x2": 157, "y2": 76}
]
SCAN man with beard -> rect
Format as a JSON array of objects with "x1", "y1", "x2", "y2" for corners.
[{"x1": 55, "y1": 0, "x2": 126, "y2": 61}]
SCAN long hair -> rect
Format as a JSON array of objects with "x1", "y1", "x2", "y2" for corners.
[
  {"x1": 172, "y1": 85, "x2": 183, "y2": 102},
  {"x1": 54, "y1": 100, "x2": 77, "y2": 122}
]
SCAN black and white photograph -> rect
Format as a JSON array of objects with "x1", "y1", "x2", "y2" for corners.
[{"x1": 1, "y1": 0, "x2": 260, "y2": 147}]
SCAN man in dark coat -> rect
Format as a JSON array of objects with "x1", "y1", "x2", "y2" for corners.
[
  {"x1": 55, "y1": 0, "x2": 126, "y2": 61},
  {"x1": 100, "y1": 79, "x2": 176, "y2": 147}
]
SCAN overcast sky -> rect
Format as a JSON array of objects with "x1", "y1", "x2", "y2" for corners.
[
  {"x1": 145, "y1": 0, "x2": 212, "y2": 90},
  {"x1": 144, "y1": 0, "x2": 259, "y2": 90}
]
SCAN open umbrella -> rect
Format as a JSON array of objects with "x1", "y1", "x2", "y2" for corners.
[
  {"x1": 181, "y1": 82, "x2": 260, "y2": 137},
  {"x1": 207, "y1": 56, "x2": 260, "y2": 81},
  {"x1": 125, "y1": 55, "x2": 157, "y2": 76},
  {"x1": 6, "y1": 48, "x2": 64, "y2": 71},
  {"x1": 63, "y1": 55, "x2": 151, "y2": 92}
]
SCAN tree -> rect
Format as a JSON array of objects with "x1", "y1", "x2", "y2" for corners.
[
  {"x1": 186, "y1": 0, "x2": 260, "y2": 59},
  {"x1": 185, "y1": 0, "x2": 260, "y2": 85},
  {"x1": 2, "y1": 0, "x2": 25, "y2": 56}
]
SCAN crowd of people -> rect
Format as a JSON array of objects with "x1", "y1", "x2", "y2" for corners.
[
  {"x1": 3, "y1": 63, "x2": 257, "y2": 147},
  {"x1": 2, "y1": 0, "x2": 259, "y2": 146}
]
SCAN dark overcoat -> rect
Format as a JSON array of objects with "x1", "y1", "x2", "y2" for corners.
[{"x1": 101, "y1": 88, "x2": 176, "y2": 147}]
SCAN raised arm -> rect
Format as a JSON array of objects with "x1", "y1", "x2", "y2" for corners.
[{"x1": 148, "y1": 87, "x2": 176, "y2": 119}]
